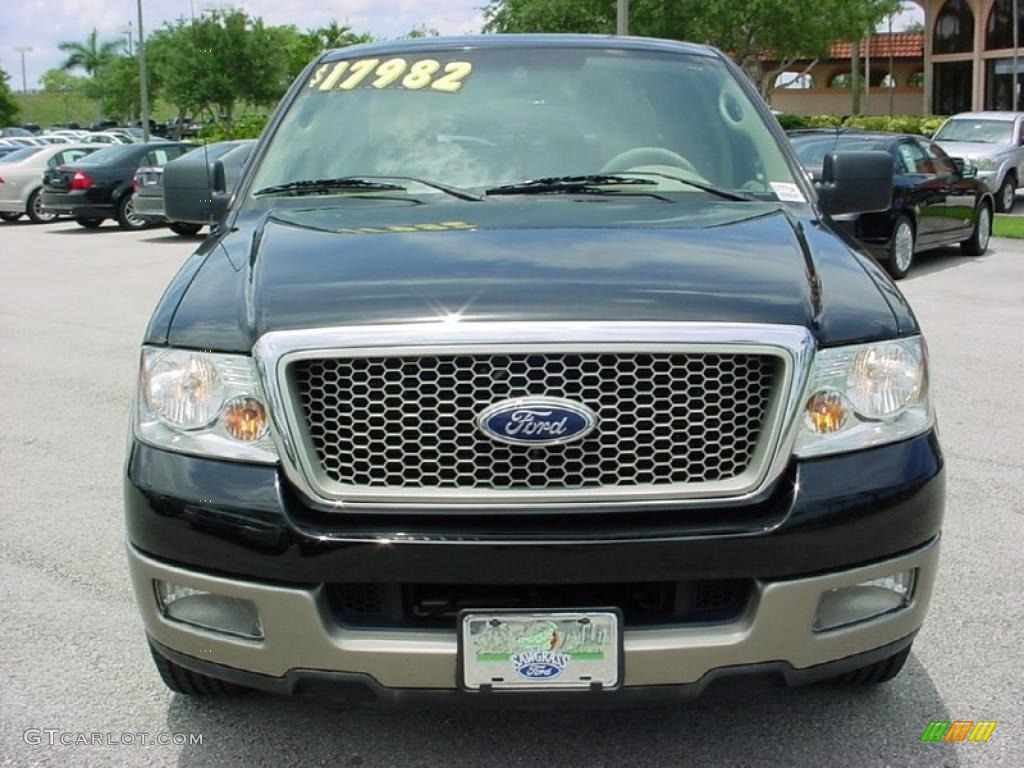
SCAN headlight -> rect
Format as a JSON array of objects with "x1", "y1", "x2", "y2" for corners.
[
  {"x1": 973, "y1": 156, "x2": 1002, "y2": 171},
  {"x1": 135, "y1": 347, "x2": 278, "y2": 463},
  {"x1": 794, "y1": 337, "x2": 932, "y2": 458}
]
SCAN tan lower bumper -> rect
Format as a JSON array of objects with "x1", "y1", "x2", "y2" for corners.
[{"x1": 128, "y1": 539, "x2": 939, "y2": 688}]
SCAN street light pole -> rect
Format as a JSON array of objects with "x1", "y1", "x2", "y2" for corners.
[
  {"x1": 14, "y1": 46, "x2": 32, "y2": 93},
  {"x1": 617, "y1": 0, "x2": 629, "y2": 35},
  {"x1": 137, "y1": 0, "x2": 150, "y2": 141},
  {"x1": 1013, "y1": 0, "x2": 1019, "y2": 110},
  {"x1": 120, "y1": 22, "x2": 134, "y2": 56}
]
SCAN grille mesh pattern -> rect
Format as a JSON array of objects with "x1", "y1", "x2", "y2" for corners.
[{"x1": 291, "y1": 353, "x2": 778, "y2": 490}]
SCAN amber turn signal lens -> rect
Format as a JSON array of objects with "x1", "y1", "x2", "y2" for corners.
[
  {"x1": 805, "y1": 392, "x2": 848, "y2": 434},
  {"x1": 222, "y1": 396, "x2": 268, "y2": 441}
]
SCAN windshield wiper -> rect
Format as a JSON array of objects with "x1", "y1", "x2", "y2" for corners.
[
  {"x1": 254, "y1": 175, "x2": 482, "y2": 201},
  {"x1": 485, "y1": 174, "x2": 658, "y2": 196},
  {"x1": 606, "y1": 171, "x2": 758, "y2": 202},
  {"x1": 485, "y1": 173, "x2": 754, "y2": 202},
  {"x1": 351, "y1": 175, "x2": 483, "y2": 201},
  {"x1": 254, "y1": 177, "x2": 407, "y2": 197}
]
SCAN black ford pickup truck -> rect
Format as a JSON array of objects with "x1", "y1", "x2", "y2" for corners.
[{"x1": 127, "y1": 35, "x2": 946, "y2": 706}]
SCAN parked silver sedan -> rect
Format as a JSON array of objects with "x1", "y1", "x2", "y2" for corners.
[{"x1": 0, "y1": 144, "x2": 99, "y2": 223}]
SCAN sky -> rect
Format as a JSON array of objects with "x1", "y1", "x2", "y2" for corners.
[{"x1": 0, "y1": 0, "x2": 923, "y2": 92}]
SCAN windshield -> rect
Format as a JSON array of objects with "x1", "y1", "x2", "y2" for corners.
[
  {"x1": 789, "y1": 135, "x2": 890, "y2": 167},
  {"x1": 249, "y1": 46, "x2": 797, "y2": 202},
  {"x1": 934, "y1": 119, "x2": 1014, "y2": 144},
  {"x1": 0, "y1": 147, "x2": 44, "y2": 163}
]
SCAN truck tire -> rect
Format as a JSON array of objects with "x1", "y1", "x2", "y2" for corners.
[
  {"x1": 960, "y1": 202, "x2": 991, "y2": 256},
  {"x1": 75, "y1": 217, "x2": 104, "y2": 228},
  {"x1": 828, "y1": 645, "x2": 911, "y2": 686},
  {"x1": 149, "y1": 642, "x2": 241, "y2": 696},
  {"x1": 168, "y1": 221, "x2": 203, "y2": 237},
  {"x1": 995, "y1": 175, "x2": 1016, "y2": 213}
]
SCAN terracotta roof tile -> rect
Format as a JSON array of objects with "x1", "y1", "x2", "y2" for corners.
[
  {"x1": 830, "y1": 32, "x2": 924, "y2": 59},
  {"x1": 761, "y1": 32, "x2": 924, "y2": 62}
]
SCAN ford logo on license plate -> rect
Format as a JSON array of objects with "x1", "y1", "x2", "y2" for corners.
[{"x1": 476, "y1": 397, "x2": 598, "y2": 447}]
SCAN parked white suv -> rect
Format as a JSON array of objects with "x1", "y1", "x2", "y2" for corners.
[{"x1": 933, "y1": 111, "x2": 1024, "y2": 212}]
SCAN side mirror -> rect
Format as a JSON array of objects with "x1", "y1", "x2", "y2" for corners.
[
  {"x1": 951, "y1": 157, "x2": 977, "y2": 178},
  {"x1": 815, "y1": 150, "x2": 893, "y2": 216},
  {"x1": 163, "y1": 154, "x2": 231, "y2": 224},
  {"x1": 209, "y1": 159, "x2": 231, "y2": 220}
]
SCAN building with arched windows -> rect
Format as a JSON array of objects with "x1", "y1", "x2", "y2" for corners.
[{"x1": 925, "y1": 0, "x2": 1024, "y2": 113}]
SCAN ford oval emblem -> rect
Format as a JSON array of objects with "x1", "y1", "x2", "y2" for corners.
[{"x1": 476, "y1": 397, "x2": 598, "y2": 447}]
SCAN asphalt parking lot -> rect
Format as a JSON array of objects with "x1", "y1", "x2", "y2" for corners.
[{"x1": 0, "y1": 219, "x2": 1021, "y2": 767}]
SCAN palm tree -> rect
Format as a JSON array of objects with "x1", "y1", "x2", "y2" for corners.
[{"x1": 58, "y1": 29, "x2": 120, "y2": 77}]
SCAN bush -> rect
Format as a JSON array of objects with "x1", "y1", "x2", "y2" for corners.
[
  {"x1": 776, "y1": 113, "x2": 949, "y2": 136},
  {"x1": 198, "y1": 113, "x2": 268, "y2": 142}
]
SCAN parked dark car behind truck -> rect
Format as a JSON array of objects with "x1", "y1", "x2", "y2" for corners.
[
  {"x1": 789, "y1": 129, "x2": 992, "y2": 278},
  {"x1": 129, "y1": 35, "x2": 943, "y2": 706},
  {"x1": 42, "y1": 142, "x2": 192, "y2": 229}
]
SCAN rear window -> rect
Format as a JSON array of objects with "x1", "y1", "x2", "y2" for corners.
[
  {"x1": 78, "y1": 145, "x2": 142, "y2": 165},
  {"x1": 0, "y1": 147, "x2": 44, "y2": 163}
]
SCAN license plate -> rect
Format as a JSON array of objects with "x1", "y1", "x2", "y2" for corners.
[{"x1": 459, "y1": 610, "x2": 621, "y2": 691}]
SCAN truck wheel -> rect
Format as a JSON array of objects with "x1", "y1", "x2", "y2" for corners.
[
  {"x1": 960, "y1": 203, "x2": 991, "y2": 256},
  {"x1": 168, "y1": 222, "x2": 203, "y2": 237},
  {"x1": 884, "y1": 215, "x2": 915, "y2": 280},
  {"x1": 995, "y1": 175, "x2": 1016, "y2": 213},
  {"x1": 828, "y1": 645, "x2": 911, "y2": 686},
  {"x1": 149, "y1": 642, "x2": 241, "y2": 696},
  {"x1": 26, "y1": 188, "x2": 58, "y2": 224},
  {"x1": 116, "y1": 195, "x2": 148, "y2": 230},
  {"x1": 75, "y1": 217, "x2": 104, "y2": 229}
]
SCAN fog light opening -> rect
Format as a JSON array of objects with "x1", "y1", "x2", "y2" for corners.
[
  {"x1": 154, "y1": 580, "x2": 264, "y2": 639},
  {"x1": 813, "y1": 569, "x2": 916, "y2": 632}
]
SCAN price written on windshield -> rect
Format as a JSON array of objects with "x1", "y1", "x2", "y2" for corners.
[{"x1": 307, "y1": 58, "x2": 473, "y2": 93}]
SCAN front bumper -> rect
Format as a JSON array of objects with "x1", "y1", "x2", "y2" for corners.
[
  {"x1": 127, "y1": 428, "x2": 944, "y2": 700},
  {"x1": 133, "y1": 538, "x2": 938, "y2": 694}
]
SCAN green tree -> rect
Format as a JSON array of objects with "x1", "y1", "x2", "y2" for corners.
[
  {"x1": 0, "y1": 67, "x2": 19, "y2": 126},
  {"x1": 58, "y1": 28, "x2": 121, "y2": 77},
  {"x1": 40, "y1": 68, "x2": 89, "y2": 95},
  {"x1": 404, "y1": 25, "x2": 441, "y2": 38},
  {"x1": 149, "y1": 10, "x2": 298, "y2": 136},
  {"x1": 482, "y1": 0, "x2": 900, "y2": 94},
  {"x1": 283, "y1": 21, "x2": 373, "y2": 80},
  {"x1": 93, "y1": 55, "x2": 152, "y2": 122},
  {"x1": 152, "y1": 12, "x2": 374, "y2": 134}
]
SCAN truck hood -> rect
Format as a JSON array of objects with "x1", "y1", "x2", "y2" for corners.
[
  {"x1": 162, "y1": 197, "x2": 906, "y2": 352},
  {"x1": 935, "y1": 140, "x2": 1009, "y2": 160}
]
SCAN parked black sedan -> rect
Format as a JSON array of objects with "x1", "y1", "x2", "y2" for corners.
[
  {"x1": 789, "y1": 130, "x2": 993, "y2": 278},
  {"x1": 41, "y1": 142, "x2": 193, "y2": 229}
]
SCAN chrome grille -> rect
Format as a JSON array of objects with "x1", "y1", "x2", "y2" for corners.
[{"x1": 290, "y1": 352, "x2": 779, "y2": 491}]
